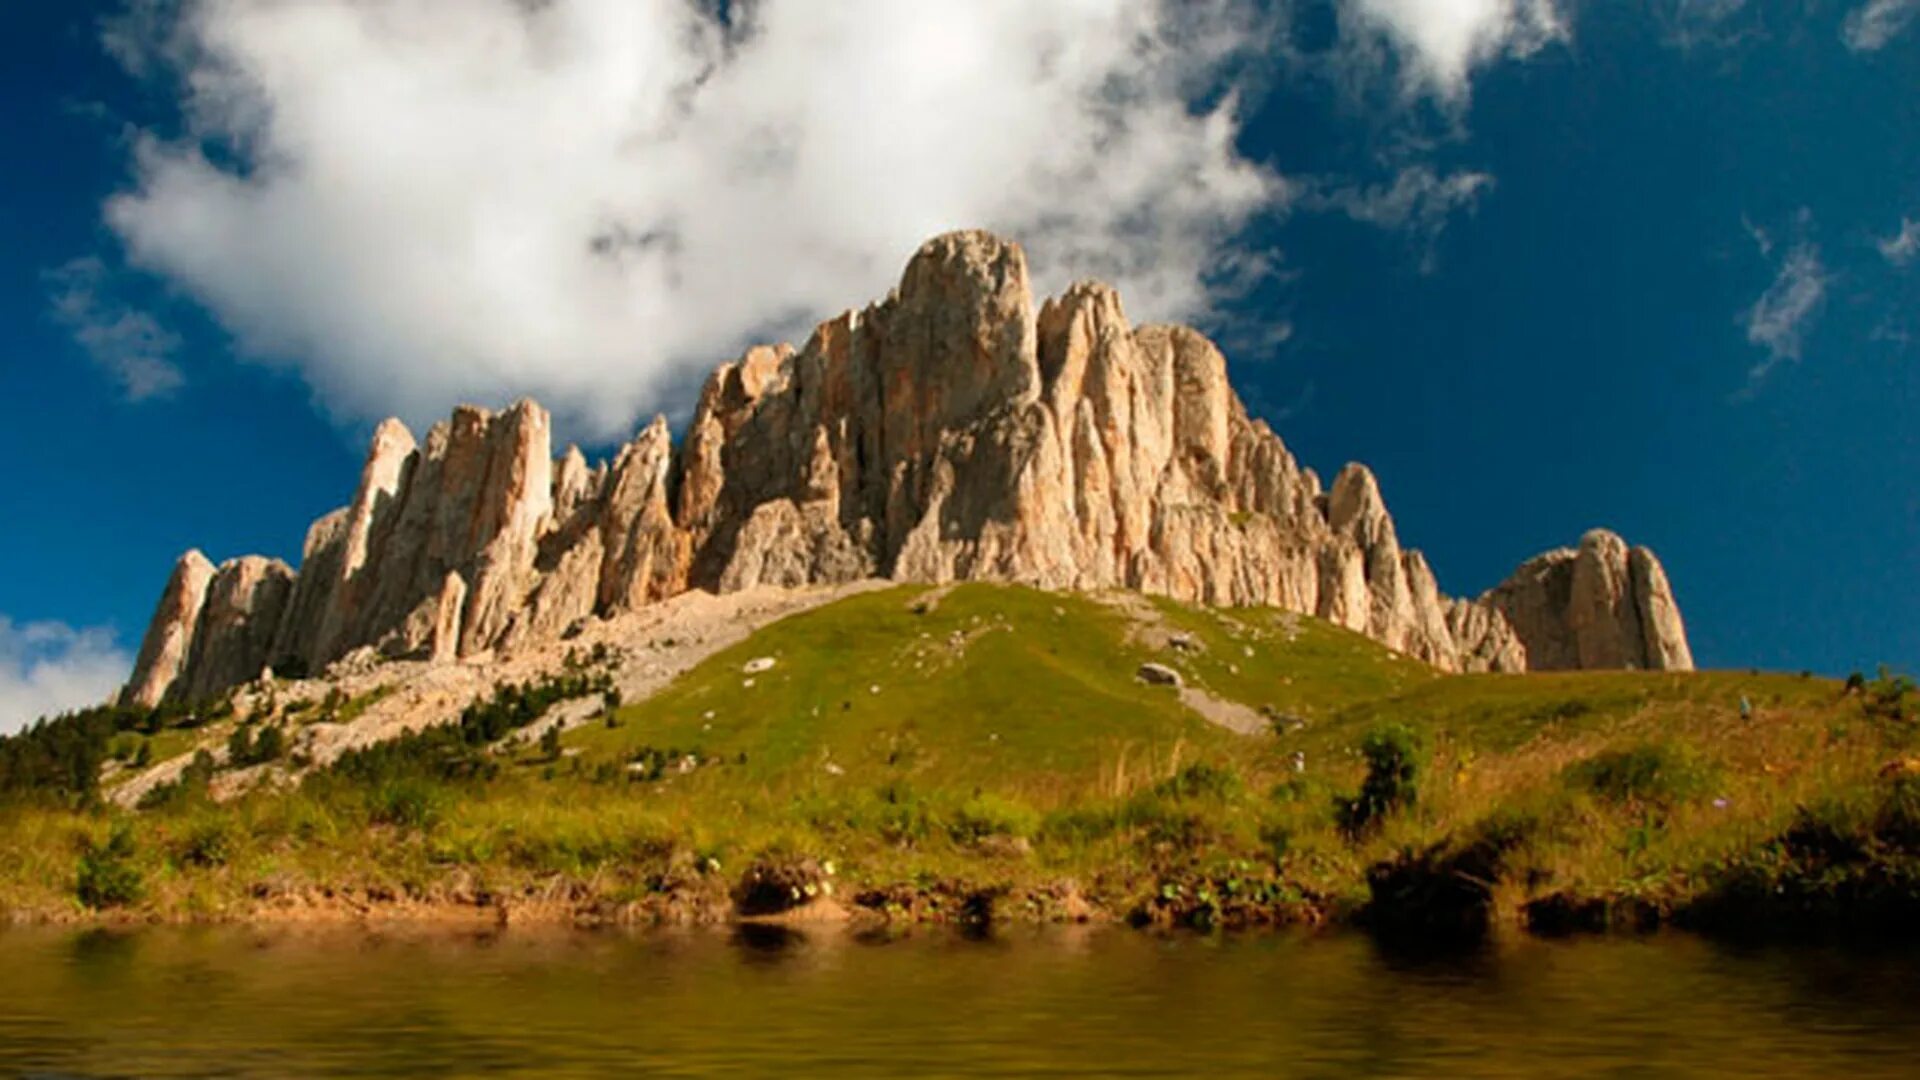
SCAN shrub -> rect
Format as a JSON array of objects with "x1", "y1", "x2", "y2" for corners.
[
  {"x1": 76, "y1": 823, "x2": 144, "y2": 908},
  {"x1": 173, "y1": 819, "x2": 233, "y2": 868},
  {"x1": 1124, "y1": 793, "x2": 1219, "y2": 849},
  {"x1": 368, "y1": 778, "x2": 445, "y2": 830},
  {"x1": 539, "y1": 725, "x2": 563, "y2": 762},
  {"x1": 1039, "y1": 805, "x2": 1124, "y2": 846},
  {"x1": 1154, "y1": 762, "x2": 1246, "y2": 802},
  {"x1": 227, "y1": 725, "x2": 255, "y2": 765},
  {"x1": 252, "y1": 725, "x2": 286, "y2": 763},
  {"x1": 1567, "y1": 743, "x2": 1716, "y2": 806},
  {"x1": 949, "y1": 793, "x2": 1040, "y2": 845},
  {"x1": 1258, "y1": 821, "x2": 1292, "y2": 860},
  {"x1": 138, "y1": 750, "x2": 217, "y2": 810},
  {"x1": 312, "y1": 670, "x2": 608, "y2": 789},
  {"x1": 872, "y1": 784, "x2": 942, "y2": 845},
  {"x1": 1337, "y1": 723, "x2": 1427, "y2": 836}
]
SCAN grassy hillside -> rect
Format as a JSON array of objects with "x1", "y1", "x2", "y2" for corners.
[{"x1": 1, "y1": 583, "x2": 1913, "y2": 938}]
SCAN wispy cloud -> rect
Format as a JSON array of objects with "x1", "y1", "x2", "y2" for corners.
[
  {"x1": 1878, "y1": 217, "x2": 1920, "y2": 267},
  {"x1": 1842, "y1": 0, "x2": 1919, "y2": 51},
  {"x1": 0, "y1": 617, "x2": 130, "y2": 735},
  {"x1": 1742, "y1": 238, "x2": 1828, "y2": 385},
  {"x1": 1304, "y1": 166, "x2": 1495, "y2": 270},
  {"x1": 46, "y1": 257, "x2": 184, "y2": 401},
  {"x1": 1662, "y1": 0, "x2": 1759, "y2": 50}
]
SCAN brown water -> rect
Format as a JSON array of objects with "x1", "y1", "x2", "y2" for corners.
[{"x1": 2, "y1": 925, "x2": 1917, "y2": 1077}]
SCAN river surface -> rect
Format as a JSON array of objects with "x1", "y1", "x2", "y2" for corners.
[{"x1": 2, "y1": 925, "x2": 1917, "y2": 1077}]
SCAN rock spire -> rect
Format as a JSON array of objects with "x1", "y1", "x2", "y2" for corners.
[{"x1": 122, "y1": 231, "x2": 1693, "y2": 705}]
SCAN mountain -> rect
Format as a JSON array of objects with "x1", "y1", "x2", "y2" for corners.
[{"x1": 120, "y1": 230, "x2": 1690, "y2": 708}]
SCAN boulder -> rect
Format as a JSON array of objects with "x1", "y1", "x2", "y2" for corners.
[{"x1": 1138, "y1": 662, "x2": 1184, "y2": 687}]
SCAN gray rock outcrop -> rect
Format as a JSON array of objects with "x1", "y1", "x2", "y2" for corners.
[{"x1": 121, "y1": 230, "x2": 1695, "y2": 705}]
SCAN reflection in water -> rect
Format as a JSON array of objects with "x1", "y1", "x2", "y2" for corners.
[
  {"x1": 66, "y1": 927, "x2": 138, "y2": 968},
  {"x1": 1, "y1": 926, "x2": 1918, "y2": 1077},
  {"x1": 730, "y1": 921, "x2": 808, "y2": 960}
]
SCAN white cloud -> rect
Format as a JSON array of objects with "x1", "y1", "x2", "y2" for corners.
[
  {"x1": 1842, "y1": 0, "x2": 1919, "y2": 51},
  {"x1": 1344, "y1": 0, "x2": 1568, "y2": 99},
  {"x1": 1743, "y1": 241, "x2": 1828, "y2": 384},
  {"x1": 46, "y1": 257, "x2": 185, "y2": 400},
  {"x1": 0, "y1": 618, "x2": 131, "y2": 735},
  {"x1": 1879, "y1": 217, "x2": 1920, "y2": 267},
  {"x1": 98, "y1": 0, "x2": 1285, "y2": 441},
  {"x1": 1304, "y1": 166, "x2": 1494, "y2": 268}
]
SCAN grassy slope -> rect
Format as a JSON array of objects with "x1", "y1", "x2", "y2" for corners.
[
  {"x1": 568, "y1": 584, "x2": 1247, "y2": 798},
  {"x1": 1, "y1": 583, "x2": 1909, "y2": 931}
]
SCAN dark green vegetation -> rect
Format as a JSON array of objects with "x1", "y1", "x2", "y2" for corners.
[
  {"x1": 0, "y1": 584, "x2": 1914, "y2": 941},
  {"x1": 0, "y1": 698, "x2": 229, "y2": 809}
]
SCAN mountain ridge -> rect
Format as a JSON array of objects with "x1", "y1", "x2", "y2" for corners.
[{"x1": 121, "y1": 229, "x2": 1690, "y2": 707}]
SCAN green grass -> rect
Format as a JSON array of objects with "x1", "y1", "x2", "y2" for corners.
[
  {"x1": 567, "y1": 585, "x2": 1252, "y2": 800},
  {"x1": 1142, "y1": 595, "x2": 1436, "y2": 723},
  {"x1": 0, "y1": 584, "x2": 1907, "y2": 937}
]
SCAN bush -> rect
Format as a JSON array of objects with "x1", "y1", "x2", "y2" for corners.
[
  {"x1": 138, "y1": 750, "x2": 217, "y2": 810},
  {"x1": 313, "y1": 670, "x2": 608, "y2": 789},
  {"x1": 1154, "y1": 762, "x2": 1246, "y2": 802},
  {"x1": 1568, "y1": 743, "x2": 1716, "y2": 806},
  {"x1": 1337, "y1": 723, "x2": 1427, "y2": 836},
  {"x1": 367, "y1": 778, "x2": 445, "y2": 830},
  {"x1": 253, "y1": 725, "x2": 286, "y2": 763},
  {"x1": 227, "y1": 725, "x2": 255, "y2": 765},
  {"x1": 76, "y1": 823, "x2": 144, "y2": 909},
  {"x1": 949, "y1": 793, "x2": 1040, "y2": 845},
  {"x1": 173, "y1": 819, "x2": 234, "y2": 868}
]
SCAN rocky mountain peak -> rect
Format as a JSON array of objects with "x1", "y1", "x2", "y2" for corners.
[{"x1": 120, "y1": 230, "x2": 1694, "y2": 707}]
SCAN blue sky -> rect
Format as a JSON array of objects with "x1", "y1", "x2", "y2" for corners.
[{"x1": 2, "y1": 1, "x2": 1916, "y2": 728}]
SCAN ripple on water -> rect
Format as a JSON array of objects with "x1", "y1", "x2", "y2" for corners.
[{"x1": 0, "y1": 926, "x2": 1918, "y2": 1077}]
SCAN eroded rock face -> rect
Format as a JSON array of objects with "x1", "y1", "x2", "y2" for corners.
[
  {"x1": 121, "y1": 550, "x2": 216, "y2": 707},
  {"x1": 180, "y1": 557, "x2": 295, "y2": 702},
  {"x1": 1478, "y1": 529, "x2": 1692, "y2": 671},
  {"x1": 122, "y1": 230, "x2": 1696, "y2": 705}
]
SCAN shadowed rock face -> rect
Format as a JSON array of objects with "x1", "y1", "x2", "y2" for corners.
[{"x1": 121, "y1": 230, "x2": 1695, "y2": 705}]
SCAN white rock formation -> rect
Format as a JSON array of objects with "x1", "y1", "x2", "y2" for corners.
[{"x1": 121, "y1": 231, "x2": 1695, "y2": 705}]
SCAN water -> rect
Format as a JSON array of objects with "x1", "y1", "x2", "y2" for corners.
[{"x1": 2, "y1": 925, "x2": 1917, "y2": 1077}]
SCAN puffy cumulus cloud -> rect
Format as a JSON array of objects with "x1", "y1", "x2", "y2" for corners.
[
  {"x1": 1743, "y1": 241, "x2": 1827, "y2": 385},
  {"x1": 1343, "y1": 0, "x2": 1567, "y2": 99},
  {"x1": 100, "y1": 0, "x2": 1284, "y2": 440},
  {"x1": 0, "y1": 618, "x2": 131, "y2": 735},
  {"x1": 46, "y1": 257, "x2": 185, "y2": 400},
  {"x1": 1842, "y1": 0, "x2": 1919, "y2": 51}
]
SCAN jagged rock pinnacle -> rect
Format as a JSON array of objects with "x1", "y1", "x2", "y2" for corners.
[{"x1": 122, "y1": 230, "x2": 1693, "y2": 704}]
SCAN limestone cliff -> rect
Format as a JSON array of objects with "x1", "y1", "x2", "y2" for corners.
[{"x1": 121, "y1": 230, "x2": 1693, "y2": 706}]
